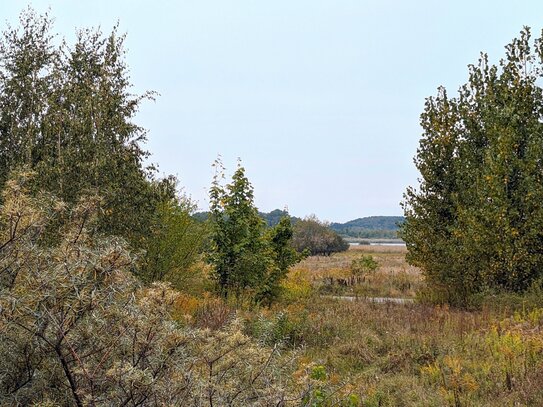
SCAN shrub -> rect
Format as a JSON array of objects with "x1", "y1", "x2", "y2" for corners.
[
  {"x1": 292, "y1": 215, "x2": 349, "y2": 256},
  {"x1": 0, "y1": 173, "x2": 297, "y2": 406},
  {"x1": 350, "y1": 255, "x2": 379, "y2": 276}
]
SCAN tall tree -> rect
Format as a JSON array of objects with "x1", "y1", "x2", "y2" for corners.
[
  {"x1": 402, "y1": 27, "x2": 543, "y2": 304},
  {"x1": 208, "y1": 160, "x2": 300, "y2": 302},
  {"x1": 0, "y1": 8, "x2": 168, "y2": 248},
  {"x1": 260, "y1": 215, "x2": 305, "y2": 303}
]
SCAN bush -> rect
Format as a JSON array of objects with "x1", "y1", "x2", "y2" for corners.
[
  {"x1": 350, "y1": 255, "x2": 379, "y2": 276},
  {"x1": 292, "y1": 215, "x2": 349, "y2": 256},
  {"x1": 247, "y1": 311, "x2": 308, "y2": 348},
  {"x1": 0, "y1": 173, "x2": 299, "y2": 406}
]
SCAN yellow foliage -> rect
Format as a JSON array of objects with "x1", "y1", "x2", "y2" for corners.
[
  {"x1": 281, "y1": 269, "x2": 313, "y2": 301},
  {"x1": 443, "y1": 355, "x2": 462, "y2": 376},
  {"x1": 172, "y1": 292, "x2": 202, "y2": 320}
]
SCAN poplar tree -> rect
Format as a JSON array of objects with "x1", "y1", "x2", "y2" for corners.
[{"x1": 402, "y1": 27, "x2": 543, "y2": 304}]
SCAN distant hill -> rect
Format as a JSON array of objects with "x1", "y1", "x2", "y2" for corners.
[
  {"x1": 193, "y1": 211, "x2": 404, "y2": 238},
  {"x1": 259, "y1": 209, "x2": 301, "y2": 227},
  {"x1": 192, "y1": 211, "x2": 210, "y2": 223},
  {"x1": 331, "y1": 216, "x2": 404, "y2": 230},
  {"x1": 192, "y1": 209, "x2": 300, "y2": 227},
  {"x1": 330, "y1": 216, "x2": 404, "y2": 239}
]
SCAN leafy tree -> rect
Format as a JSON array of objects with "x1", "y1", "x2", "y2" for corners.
[
  {"x1": 402, "y1": 27, "x2": 543, "y2": 304},
  {"x1": 139, "y1": 195, "x2": 206, "y2": 291},
  {"x1": 0, "y1": 8, "x2": 168, "y2": 249},
  {"x1": 292, "y1": 215, "x2": 349, "y2": 256},
  {"x1": 207, "y1": 160, "x2": 301, "y2": 302},
  {"x1": 351, "y1": 255, "x2": 379, "y2": 276},
  {"x1": 260, "y1": 216, "x2": 305, "y2": 302}
]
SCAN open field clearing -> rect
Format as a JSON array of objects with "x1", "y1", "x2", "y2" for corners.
[
  {"x1": 292, "y1": 245, "x2": 423, "y2": 299},
  {"x1": 283, "y1": 296, "x2": 543, "y2": 406},
  {"x1": 254, "y1": 247, "x2": 543, "y2": 405},
  {"x1": 174, "y1": 247, "x2": 543, "y2": 405}
]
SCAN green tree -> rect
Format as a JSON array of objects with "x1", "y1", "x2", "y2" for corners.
[
  {"x1": 259, "y1": 216, "x2": 305, "y2": 303},
  {"x1": 292, "y1": 215, "x2": 349, "y2": 256},
  {"x1": 351, "y1": 255, "x2": 379, "y2": 276},
  {"x1": 139, "y1": 195, "x2": 206, "y2": 291},
  {"x1": 208, "y1": 160, "x2": 301, "y2": 302},
  {"x1": 402, "y1": 27, "x2": 543, "y2": 304},
  {"x1": 0, "y1": 8, "x2": 168, "y2": 249}
]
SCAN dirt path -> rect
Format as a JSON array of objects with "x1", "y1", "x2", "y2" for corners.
[{"x1": 326, "y1": 295, "x2": 414, "y2": 304}]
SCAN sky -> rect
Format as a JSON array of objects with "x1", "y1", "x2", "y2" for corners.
[{"x1": 2, "y1": 1, "x2": 543, "y2": 222}]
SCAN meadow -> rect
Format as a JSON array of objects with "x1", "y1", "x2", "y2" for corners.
[
  {"x1": 294, "y1": 244, "x2": 421, "y2": 299},
  {"x1": 4, "y1": 9, "x2": 543, "y2": 406},
  {"x1": 178, "y1": 245, "x2": 543, "y2": 406}
]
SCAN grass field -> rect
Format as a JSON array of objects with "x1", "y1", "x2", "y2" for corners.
[
  {"x1": 292, "y1": 245, "x2": 423, "y2": 299},
  {"x1": 179, "y1": 246, "x2": 543, "y2": 405},
  {"x1": 262, "y1": 246, "x2": 543, "y2": 405}
]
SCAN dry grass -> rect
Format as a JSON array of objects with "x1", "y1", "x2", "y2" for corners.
[
  {"x1": 185, "y1": 246, "x2": 543, "y2": 405},
  {"x1": 293, "y1": 245, "x2": 423, "y2": 298},
  {"x1": 289, "y1": 296, "x2": 543, "y2": 406},
  {"x1": 295, "y1": 245, "x2": 418, "y2": 272},
  {"x1": 252, "y1": 246, "x2": 543, "y2": 405}
]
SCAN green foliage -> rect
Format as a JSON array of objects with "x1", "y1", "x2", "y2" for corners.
[
  {"x1": 402, "y1": 27, "x2": 543, "y2": 304},
  {"x1": 350, "y1": 255, "x2": 379, "y2": 276},
  {"x1": 261, "y1": 216, "x2": 306, "y2": 301},
  {"x1": 0, "y1": 8, "x2": 170, "y2": 251},
  {"x1": 300, "y1": 364, "x2": 360, "y2": 407},
  {"x1": 139, "y1": 195, "x2": 206, "y2": 291},
  {"x1": 292, "y1": 215, "x2": 349, "y2": 256},
  {"x1": 208, "y1": 159, "x2": 271, "y2": 299},
  {"x1": 207, "y1": 159, "x2": 301, "y2": 303},
  {"x1": 248, "y1": 311, "x2": 308, "y2": 348},
  {"x1": 310, "y1": 365, "x2": 327, "y2": 381}
]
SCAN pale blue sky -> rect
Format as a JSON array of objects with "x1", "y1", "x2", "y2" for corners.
[{"x1": 3, "y1": 1, "x2": 543, "y2": 222}]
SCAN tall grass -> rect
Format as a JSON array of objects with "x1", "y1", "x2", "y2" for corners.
[{"x1": 178, "y1": 246, "x2": 543, "y2": 405}]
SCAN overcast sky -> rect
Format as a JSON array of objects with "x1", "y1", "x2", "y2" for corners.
[{"x1": 3, "y1": 1, "x2": 543, "y2": 222}]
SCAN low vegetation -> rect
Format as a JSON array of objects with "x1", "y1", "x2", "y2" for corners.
[
  {"x1": 166, "y1": 245, "x2": 543, "y2": 405},
  {"x1": 0, "y1": 174, "x2": 298, "y2": 406},
  {"x1": 241, "y1": 246, "x2": 543, "y2": 406},
  {"x1": 292, "y1": 245, "x2": 421, "y2": 299}
]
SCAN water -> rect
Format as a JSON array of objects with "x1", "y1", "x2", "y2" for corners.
[{"x1": 369, "y1": 242, "x2": 406, "y2": 246}]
